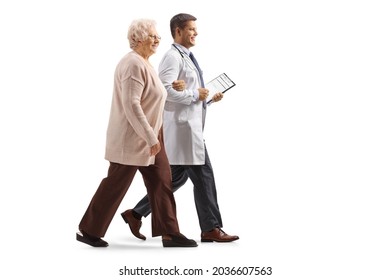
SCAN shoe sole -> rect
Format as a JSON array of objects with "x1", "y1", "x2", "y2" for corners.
[
  {"x1": 162, "y1": 240, "x2": 198, "y2": 247},
  {"x1": 201, "y1": 238, "x2": 239, "y2": 242}
]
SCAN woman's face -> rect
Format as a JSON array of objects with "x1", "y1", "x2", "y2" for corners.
[{"x1": 141, "y1": 26, "x2": 161, "y2": 56}]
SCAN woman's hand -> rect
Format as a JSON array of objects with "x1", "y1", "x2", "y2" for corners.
[
  {"x1": 150, "y1": 142, "x2": 161, "y2": 156},
  {"x1": 172, "y1": 80, "x2": 186, "y2": 91}
]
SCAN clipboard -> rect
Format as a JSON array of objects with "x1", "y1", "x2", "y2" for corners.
[{"x1": 206, "y1": 73, "x2": 236, "y2": 104}]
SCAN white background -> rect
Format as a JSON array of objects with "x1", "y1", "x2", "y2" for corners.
[{"x1": 1, "y1": 0, "x2": 389, "y2": 279}]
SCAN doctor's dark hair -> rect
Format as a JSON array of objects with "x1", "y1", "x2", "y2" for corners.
[{"x1": 170, "y1": 13, "x2": 197, "y2": 38}]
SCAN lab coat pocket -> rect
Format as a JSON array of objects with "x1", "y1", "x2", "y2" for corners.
[{"x1": 175, "y1": 107, "x2": 189, "y2": 123}]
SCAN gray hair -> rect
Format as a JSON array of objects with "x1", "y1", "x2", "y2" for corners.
[{"x1": 127, "y1": 19, "x2": 157, "y2": 49}]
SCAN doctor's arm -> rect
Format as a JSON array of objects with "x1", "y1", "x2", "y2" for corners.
[{"x1": 159, "y1": 55, "x2": 197, "y2": 105}]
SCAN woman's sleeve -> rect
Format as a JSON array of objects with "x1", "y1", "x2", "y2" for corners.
[{"x1": 120, "y1": 76, "x2": 158, "y2": 147}]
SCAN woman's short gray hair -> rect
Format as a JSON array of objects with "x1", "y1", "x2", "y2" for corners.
[{"x1": 127, "y1": 19, "x2": 156, "y2": 49}]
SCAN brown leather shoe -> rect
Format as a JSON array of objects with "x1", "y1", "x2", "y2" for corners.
[
  {"x1": 121, "y1": 209, "x2": 146, "y2": 240},
  {"x1": 201, "y1": 228, "x2": 239, "y2": 242}
]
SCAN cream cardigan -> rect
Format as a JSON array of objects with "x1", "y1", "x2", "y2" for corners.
[{"x1": 105, "y1": 51, "x2": 167, "y2": 166}]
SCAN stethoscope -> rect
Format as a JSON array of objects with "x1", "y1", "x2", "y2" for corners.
[
  {"x1": 172, "y1": 44, "x2": 199, "y2": 73},
  {"x1": 172, "y1": 44, "x2": 185, "y2": 58}
]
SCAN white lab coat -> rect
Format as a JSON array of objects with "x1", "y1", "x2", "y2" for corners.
[{"x1": 158, "y1": 44, "x2": 205, "y2": 165}]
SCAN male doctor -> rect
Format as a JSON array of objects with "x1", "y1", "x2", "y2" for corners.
[{"x1": 121, "y1": 13, "x2": 238, "y2": 242}]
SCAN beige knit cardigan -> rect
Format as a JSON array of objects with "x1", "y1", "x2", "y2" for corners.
[{"x1": 104, "y1": 51, "x2": 167, "y2": 166}]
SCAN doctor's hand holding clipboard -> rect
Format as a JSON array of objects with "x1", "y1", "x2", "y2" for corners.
[{"x1": 206, "y1": 73, "x2": 236, "y2": 105}]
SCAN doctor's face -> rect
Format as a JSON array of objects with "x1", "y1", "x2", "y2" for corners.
[{"x1": 177, "y1": 20, "x2": 198, "y2": 49}]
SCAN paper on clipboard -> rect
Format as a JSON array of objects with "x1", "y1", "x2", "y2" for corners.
[{"x1": 206, "y1": 73, "x2": 236, "y2": 104}]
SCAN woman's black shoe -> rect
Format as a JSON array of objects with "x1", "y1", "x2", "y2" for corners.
[
  {"x1": 162, "y1": 233, "x2": 198, "y2": 247},
  {"x1": 76, "y1": 231, "x2": 108, "y2": 247}
]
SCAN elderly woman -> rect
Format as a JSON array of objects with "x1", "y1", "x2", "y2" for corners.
[{"x1": 76, "y1": 19, "x2": 197, "y2": 248}]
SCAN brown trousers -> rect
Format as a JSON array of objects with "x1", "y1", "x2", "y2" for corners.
[{"x1": 79, "y1": 137, "x2": 180, "y2": 238}]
